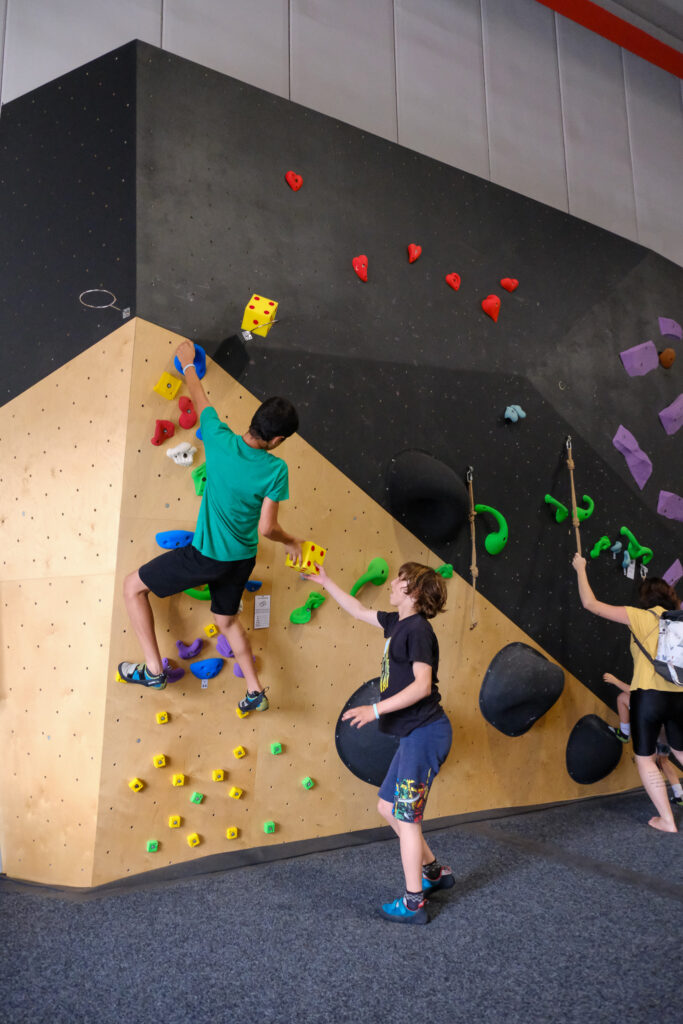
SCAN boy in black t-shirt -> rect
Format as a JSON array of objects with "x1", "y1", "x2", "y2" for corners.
[{"x1": 307, "y1": 561, "x2": 453, "y2": 925}]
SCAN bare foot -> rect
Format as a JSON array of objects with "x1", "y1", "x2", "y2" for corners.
[{"x1": 648, "y1": 816, "x2": 678, "y2": 833}]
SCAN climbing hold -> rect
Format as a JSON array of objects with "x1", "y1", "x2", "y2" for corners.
[
  {"x1": 216, "y1": 635, "x2": 234, "y2": 658},
  {"x1": 263, "y1": 821, "x2": 276, "y2": 834},
  {"x1": 245, "y1": 580, "x2": 262, "y2": 592},
  {"x1": 388, "y1": 450, "x2": 469, "y2": 542},
  {"x1": 481, "y1": 295, "x2": 501, "y2": 322},
  {"x1": 589, "y1": 536, "x2": 611, "y2": 559},
  {"x1": 352, "y1": 255, "x2": 368, "y2": 282},
  {"x1": 191, "y1": 461, "x2": 207, "y2": 497},
  {"x1": 622, "y1": 550, "x2": 631, "y2": 569},
  {"x1": 196, "y1": 428, "x2": 203, "y2": 441},
  {"x1": 161, "y1": 658, "x2": 185, "y2": 683},
  {"x1": 544, "y1": 494, "x2": 569, "y2": 523},
  {"x1": 479, "y1": 643, "x2": 564, "y2": 736},
  {"x1": 229, "y1": 786, "x2": 243, "y2": 800},
  {"x1": 151, "y1": 419, "x2": 175, "y2": 446},
  {"x1": 128, "y1": 778, "x2": 144, "y2": 792},
  {"x1": 504, "y1": 405, "x2": 526, "y2": 423},
  {"x1": 233, "y1": 657, "x2": 256, "y2": 679},
  {"x1": 167, "y1": 441, "x2": 198, "y2": 466},
  {"x1": 226, "y1": 826, "x2": 239, "y2": 839},
  {"x1": 233, "y1": 746, "x2": 246, "y2": 759},
  {"x1": 290, "y1": 591, "x2": 326, "y2": 625},
  {"x1": 179, "y1": 396, "x2": 197, "y2": 429},
  {"x1": 190, "y1": 791, "x2": 204, "y2": 805},
  {"x1": 240, "y1": 294, "x2": 279, "y2": 338},
  {"x1": 156, "y1": 530, "x2": 194, "y2": 550},
  {"x1": 445, "y1": 272, "x2": 461, "y2": 291},
  {"x1": 474, "y1": 504, "x2": 508, "y2": 555},
  {"x1": 212, "y1": 769, "x2": 225, "y2": 782},
  {"x1": 204, "y1": 623, "x2": 218, "y2": 639},
  {"x1": 285, "y1": 170, "x2": 303, "y2": 191},
  {"x1": 187, "y1": 833, "x2": 201, "y2": 848},
  {"x1": 173, "y1": 343, "x2": 207, "y2": 379},
  {"x1": 152, "y1": 754, "x2": 167, "y2": 768},
  {"x1": 407, "y1": 244, "x2": 422, "y2": 263},
  {"x1": 156, "y1": 711, "x2": 169, "y2": 725},
  {"x1": 301, "y1": 777, "x2": 315, "y2": 790},
  {"x1": 610, "y1": 541, "x2": 623, "y2": 558},
  {"x1": 184, "y1": 585, "x2": 211, "y2": 600},
  {"x1": 619, "y1": 341, "x2": 659, "y2": 377},
  {"x1": 619, "y1": 526, "x2": 653, "y2": 565},
  {"x1": 176, "y1": 638, "x2": 203, "y2": 659},
  {"x1": 566, "y1": 715, "x2": 623, "y2": 784},
  {"x1": 500, "y1": 278, "x2": 519, "y2": 293},
  {"x1": 190, "y1": 658, "x2": 224, "y2": 680},
  {"x1": 270, "y1": 742, "x2": 282, "y2": 755},
  {"x1": 659, "y1": 348, "x2": 676, "y2": 369},
  {"x1": 146, "y1": 840, "x2": 159, "y2": 853},
  {"x1": 350, "y1": 557, "x2": 389, "y2": 597},
  {"x1": 286, "y1": 540, "x2": 327, "y2": 575},
  {"x1": 153, "y1": 372, "x2": 182, "y2": 400},
  {"x1": 336, "y1": 678, "x2": 400, "y2": 786},
  {"x1": 168, "y1": 815, "x2": 181, "y2": 828},
  {"x1": 172, "y1": 774, "x2": 185, "y2": 787},
  {"x1": 575, "y1": 495, "x2": 595, "y2": 522},
  {"x1": 436, "y1": 564, "x2": 453, "y2": 579}
]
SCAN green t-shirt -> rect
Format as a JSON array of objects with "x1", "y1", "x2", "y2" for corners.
[{"x1": 192, "y1": 407, "x2": 289, "y2": 561}]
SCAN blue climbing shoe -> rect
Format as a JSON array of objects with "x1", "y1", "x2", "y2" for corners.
[
  {"x1": 422, "y1": 865, "x2": 455, "y2": 894},
  {"x1": 380, "y1": 896, "x2": 429, "y2": 925},
  {"x1": 117, "y1": 662, "x2": 167, "y2": 690},
  {"x1": 237, "y1": 688, "x2": 269, "y2": 713}
]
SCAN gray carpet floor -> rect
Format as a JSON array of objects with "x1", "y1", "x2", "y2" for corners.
[{"x1": 1, "y1": 791, "x2": 681, "y2": 1024}]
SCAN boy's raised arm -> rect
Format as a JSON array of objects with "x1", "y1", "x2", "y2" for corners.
[{"x1": 306, "y1": 565, "x2": 380, "y2": 627}]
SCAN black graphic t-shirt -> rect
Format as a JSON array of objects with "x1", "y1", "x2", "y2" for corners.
[{"x1": 376, "y1": 611, "x2": 445, "y2": 737}]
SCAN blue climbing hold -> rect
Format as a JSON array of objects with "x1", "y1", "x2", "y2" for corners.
[
  {"x1": 196, "y1": 428, "x2": 203, "y2": 441},
  {"x1": 245, "y1": 580, "x2": 262, "y2": 593},
  {"x1": 156, "y1": 530, "x2": 194, "y2": 549},
  {"x1": 190, "y1": 658, "x2": 224, "y2": 680},
  {"x1": 174, "y1": 343, "x2": 207, "y2": 380},
  {"x1": 504, "y1": 405, "x2": 526, "y2": 423}
]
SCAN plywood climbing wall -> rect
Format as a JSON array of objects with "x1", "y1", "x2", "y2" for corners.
[{"x1": 1, "y1": 318, "x2": 641, "y2": 889}]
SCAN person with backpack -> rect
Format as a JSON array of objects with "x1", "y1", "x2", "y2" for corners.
[{"x1": 572, "y1": 553, "x2": 683, "y2": 832}]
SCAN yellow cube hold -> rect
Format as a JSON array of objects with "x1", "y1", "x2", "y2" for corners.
[
  {"x1": 233, "y1": 746, "x2": 246, "y2": 759},
  {"x1": 203, "y1": 623, "x2": 218, "y2": 638},
  {"x1": 187, "y1": 832, "x2": 201, "y2": 847},
  {"x1": 168, "y1": 815, "x2": 181, "y2": 828},
  {"x1": 172, "y1": 773, "x2": 186, "y2": 787},
  {"x1": 153, "y1": 754, "x2": 167, "y2": 768},
  {"x1": 156, "y1": 711, "x2": 169, "y2": 725},
  {"x1": 286, "y1": 540, "x2": 327, "y2": 575},
  {"x1": 241, "y1": 294, "x2": 278, "y2": 338},
  {"x1": 236, "y1": 707, "x2": 250, "y2": 719},
  {"x1": 153, "y1": 371, "x2": 182, "y2": 400},
  {"x1": 212, "y1": 769, "x2": 225, "y2": 782},
  {"x1": 229, "y1": 786, "x2": 243, "y2": 800},
  {"x1": 226, "y1": 826, "x2": 239, "y2": 840},
  {"x1": 128, "y1": 778, "x2": 144, "y2": 792}
]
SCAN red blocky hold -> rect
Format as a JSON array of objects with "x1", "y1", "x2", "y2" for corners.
[
  {"x1": 285, "y1": 170, "x2": 303, "y2": 191},
  {"x1": 482, "y1": 295, "x2": 501, "y2": 322},
  {"x1": 445, "y1": 272, "x2": 461, "y2": 292},
  {"x1": 352, "y1": 255, "x2": 368, "y2": 283},
  {"x1": 179, "y1": 396, "x2": 197, "y2": 430},
  {"x1": 500, "y1": 278, "x2": 519, "y2": 293},
  {"x1": 407, "y1": 244, "x2": 422, "y2": 264},
  {"x1": 151, "y1": 419, "x2": 175, "y2": 446}
]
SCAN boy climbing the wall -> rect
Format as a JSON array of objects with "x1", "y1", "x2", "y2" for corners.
[
  {"x1": 306, "y1": 561, "x2": 454, "y2": 924},
  {"x1": 118, "y1": 339, "x2": 302, "y2": 713}
]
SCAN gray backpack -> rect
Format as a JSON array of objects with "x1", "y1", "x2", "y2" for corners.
[{"x1": 631, "y1": 610, "x2": 683, "y2": 687}]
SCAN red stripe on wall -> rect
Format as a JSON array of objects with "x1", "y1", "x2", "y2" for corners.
[{"x1": 535, "y1": 0, "x2": 683, "y2": 79}]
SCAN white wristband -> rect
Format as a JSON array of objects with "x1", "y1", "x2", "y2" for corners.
[
  {"x1": 183, "y1": 363, "x2": 196, "y2": 375},
  {"x1": 373, "y1": 703, "x2": 380, "y2": 720}
]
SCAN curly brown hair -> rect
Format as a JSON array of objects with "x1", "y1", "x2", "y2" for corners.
[
  {"x1": 398, "y1": 562, "x2": 447, "y2": 619},
  {"x1": 638, "y1": 577, "x2": 680, "y2": 612}
]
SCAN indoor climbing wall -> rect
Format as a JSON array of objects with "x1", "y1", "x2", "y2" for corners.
[{"x1": 0, "y1": 318, "x2": 642, "y2": 888}]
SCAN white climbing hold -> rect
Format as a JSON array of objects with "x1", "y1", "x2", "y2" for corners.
[{"x1": 167, "y1": 441, "x2": 198, "y2": 466}]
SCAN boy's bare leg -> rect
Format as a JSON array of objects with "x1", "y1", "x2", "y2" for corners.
[
  {"x1": 658, "y1": 755, "x2": 680, "y2": 790},
  {"x1": 214, "y1": 614, "x2": 262, "y2": 692},
  {"x1": 635, "y1": 754, "x2": 677, "y2": 832},
  {"x1": 616, "y1": 692, "x2": 630, "y2": 724},
  {"x1": 122, "y1": 571, "x2": 164, "y2": 675},
  {"x1": 377, "y1": 797, "x2": 435, "y2": 889}
]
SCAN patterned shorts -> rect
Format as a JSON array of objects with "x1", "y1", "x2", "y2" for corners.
[{"x1": 378, "y1": 715, "x2": 452, "y2": 823}]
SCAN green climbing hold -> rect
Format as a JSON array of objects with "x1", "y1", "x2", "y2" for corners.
[
  {"x1": 590, "y1": 536, "x2": 611, "y2": 559},
  {"x1": 544, "y1": 494, "x2": 569, "y2": 523},
  {"x1": 436, "y1": 563, "x2": 454, "y2": 578},
  {"x1": 290, "y1": 591, "x2": 326, "y2": 625},
  {"x1": 619, "y1": 526, "x2": 653, "y2": 565},
  {"x1": 191, "y1": 461, "x2": 207, "y2": 497},
  {"x1": 576, "y1": 495, "x2": 595, "y2": 522},
  {"x1": 184, "y1": 584, "x2": 211, "y2": 601},
  {"x1": 350, "y1": 557, "x2": 389, "y2": 597},
  {"x1": 474, "y1": 504, "x2": 508, "y2": 555}
]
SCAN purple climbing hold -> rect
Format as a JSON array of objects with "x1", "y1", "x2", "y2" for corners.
[
  {"x1": 233, "y1": 657, "x2": 255, "y2": 679},
  {"x1": 176, "y1": 637, "x2": 203, "y2": 660},
  {"x1": 162, "y1": 658, "x2": 185, "y2": 683},
  {"x1": 190, "y1": 658, "x2": 224, "y2": 680},
  {"x1": 216, "y1": 635, "x2": 234, "y2": 658}
]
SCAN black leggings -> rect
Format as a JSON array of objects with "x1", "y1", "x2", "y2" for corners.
[{"x1": 630, "y1": 688, "x2": 683, "y2": 756}]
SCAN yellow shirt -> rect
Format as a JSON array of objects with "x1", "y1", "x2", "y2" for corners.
[{"x1": 627, "y1": 605, "x2": 682, "y2": 693}]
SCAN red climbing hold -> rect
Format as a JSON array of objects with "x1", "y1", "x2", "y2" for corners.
[
  {"x1": 482, "y1": 295, "x2": 501, "y2": 322},
  {"x1": 285, "y1": 170, "x2": 303, "y2": 191},
  {"x1": 352, "y1": 255, "x2": 368, "y2": 282},
  {"x1": 500, "y1": 278, "x2": 519, "y2": 293},
  {"x1": 445, "y1": 272, "x2": 461, "y2": 292},
  {"x1": 179, "y1": 396, "x2": 197, "y2": 430},
  {"x1": 151, "y1": 419, "x2": 175, "y2": 446},
  {"x1": 407, "y1": 244, "x2": 422, "y2": 264}
]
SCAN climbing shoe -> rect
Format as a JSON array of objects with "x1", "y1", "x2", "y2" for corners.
[
  {"x1": 117, "y1": 662, "x2": 167, "y2": 690},
  {"x1": 237, "y1": 688, "x2": 269, "y2": 713},
  {"x1": 670, "y1": 793, "x2": 683, "y2": 807},
  {"x1": 608, "y1": 726, "x2": 629, "y2": 743},
  {"x1": 380, "y1": 896, "x2": 429, "y2": 925},
  {"x1": 422, "y1": 865, "x2": 455, "y2": 894}
]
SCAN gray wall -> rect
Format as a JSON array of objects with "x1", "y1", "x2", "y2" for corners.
[{"x1": 0, "y1": 0, "x2": 681, "y2": 268}]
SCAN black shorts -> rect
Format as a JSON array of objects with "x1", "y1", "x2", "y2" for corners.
[
  {"x1": 139, "y1": 545, "x2": 256, "y2": 616},
  {"x1": 630, "y1": 688, "x2": 683, "y2": 757}
]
